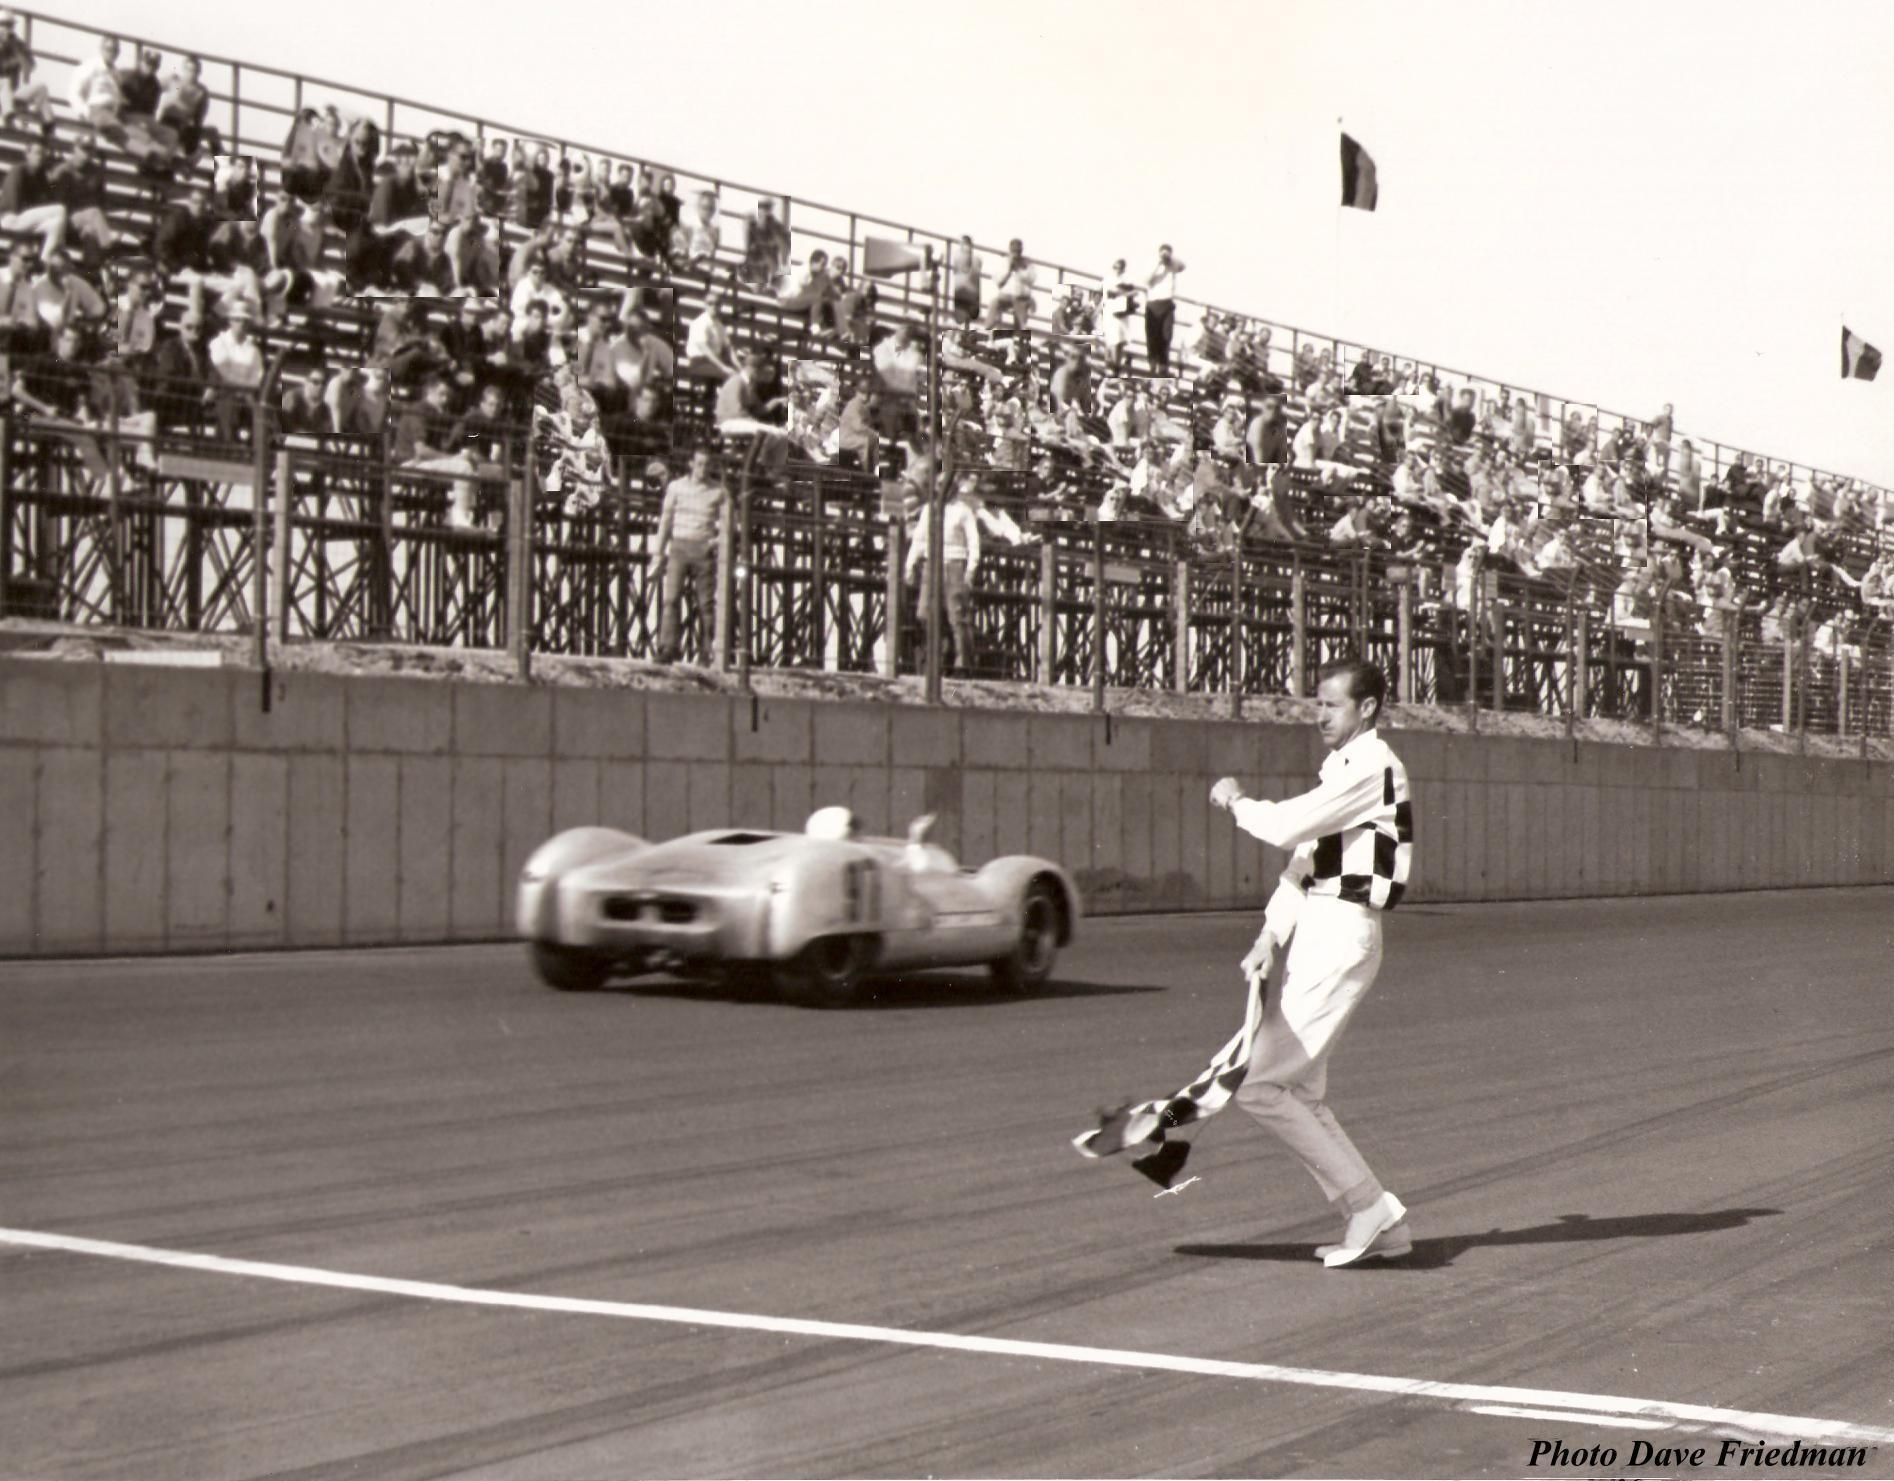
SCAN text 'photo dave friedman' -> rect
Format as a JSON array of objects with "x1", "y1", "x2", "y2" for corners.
[{"x1": 1073, "y1": 658, "x2": 1414, "y2": 1269}]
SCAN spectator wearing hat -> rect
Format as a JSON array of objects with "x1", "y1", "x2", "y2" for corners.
[
  {"x1": 0, "y1": 138, "x2": 67, "y2": 256},
  {"x1": 984, "y1": 239, "x2": 1036, "y2": 330},
  {"x1": 207, "y1": 304, "x2": 263, "y2": 439},
  {"x1": 0, "y1": 11, "x2": 54, "y2": 128}
]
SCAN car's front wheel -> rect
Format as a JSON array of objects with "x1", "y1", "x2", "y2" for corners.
[
  {"x1": 775, "y1": 935, "x2": 872, "y2": 1008},
  {"x1": 990, "y1": 883, "x2": 1061, "y2": 994},
  {"x1": 530, "y1": 942, "x2": 611, "y2": 992}
]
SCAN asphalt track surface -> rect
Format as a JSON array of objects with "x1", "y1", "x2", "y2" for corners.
[{"x1": 4, "y1": 888, "x2": 1892, "y2": 1481}]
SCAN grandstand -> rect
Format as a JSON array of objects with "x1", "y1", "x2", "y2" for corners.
[{"x1": 0, "y1": 5, "x2": 1889, "y2": 739}]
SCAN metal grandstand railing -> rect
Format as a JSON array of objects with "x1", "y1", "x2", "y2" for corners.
[
  {"x1": 6, "y1": 3, "x2": 1888, "y2": 507},
  {"x1": 6, "y1": 407, "x2": 1891, "y2": 741}
]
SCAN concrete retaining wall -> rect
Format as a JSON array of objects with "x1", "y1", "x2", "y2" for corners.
[{"x1": 2, "y1": 660, "x2": 1889, "y2": 956}]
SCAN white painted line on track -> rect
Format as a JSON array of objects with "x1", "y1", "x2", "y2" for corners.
[
  {"x1": 5, "y1": 1226, "x2": 1892, "y2": 1447},
  {"x1": 1465, "y1": 1404, "x2": 1671, "y2": 1430}
]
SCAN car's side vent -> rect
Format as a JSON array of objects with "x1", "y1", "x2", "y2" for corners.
[{"x1": 711, "y1": 832, "x2": 775, "y2": 845}]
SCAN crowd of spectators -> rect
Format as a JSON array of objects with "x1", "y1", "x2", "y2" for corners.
[{"x1": 0, "y1": 16, "x2": 1887, "y2": 684}]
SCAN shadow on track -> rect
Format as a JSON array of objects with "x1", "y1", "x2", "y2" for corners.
[
  {"x1": 1175, "y1": 1208, "x2": 1783, "y2": 1271},
  {"x1": 600, "y1": 974, "x2": 1164, "y2": 1010}
]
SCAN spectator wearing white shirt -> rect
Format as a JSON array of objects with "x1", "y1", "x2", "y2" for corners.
[
  {"x1": 510, "y1": 258, "x2": 570, "y2": 334},
  {"x1": 1144, "y1": 244, "x2": 1184, "y2": 374},
  {"x1": 1107, "y1": 384, "x2": 1152, "y2": 448},
  {"x1": 984, "y1": 239, "x2": 1036, "y2": 330},
  {"x1": 68, "y1": 34, "x2": 124, "y2": 131},
  {"x1": 207, "y1": 304, "x2": 263, "y2": 440},
  {"x1": 678, "y1": 190, "x2": 721, "y2": 271},
  {"x1": 905, "y1": 476, "x2": 981, "y2": 675},
  {"x1": 27, "y1": 249, "x2": 105, "y2": 337},
  {"x1": 684, "y1": 296, "x2": 739, "y2": 381}
]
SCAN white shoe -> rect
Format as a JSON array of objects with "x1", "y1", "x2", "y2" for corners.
[
  {"x1": 1323, "y1": 1194, "x2": 1410, "y2": 1268},
  {"x1": 1317, "y1": 1217, "x2": 1411, "y2": 1262}
]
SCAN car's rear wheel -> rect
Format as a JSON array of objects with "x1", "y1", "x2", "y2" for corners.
[
  {"x1": 530, "y1": 942, "x2": 611, "y2": 992},
  {"x1": 775, "y1": 935, "x2": 872, "y2": 1008},
  {"x1": 990, "y1": 883, "x2": 1061, "y2": 994}
]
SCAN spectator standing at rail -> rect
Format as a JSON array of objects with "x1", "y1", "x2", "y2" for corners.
[
  {"x1": 206, "y1": 303, "x2": 263, "y2": 440},
  {"x1": 905, "y1": 470, "x2": 981, "y2": 676},
  {"x1": 653, "y1": 445, "x2": 730, "y2": 662}
]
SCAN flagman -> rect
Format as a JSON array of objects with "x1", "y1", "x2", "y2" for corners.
[
  {"x1": 1072, "y1": 658, "x2": 1412, "y2": 1267},
  {"x1": 1211, "y1": 658, "x2": 1413, "y2": 1266}
]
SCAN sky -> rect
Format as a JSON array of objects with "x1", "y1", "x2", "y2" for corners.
[{"x1": 31, "y1": 0, "x2": 1894, "y2": 485}]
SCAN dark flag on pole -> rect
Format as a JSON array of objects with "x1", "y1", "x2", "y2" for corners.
[
  {"x1": 1340, "y1": 133, "x2": 1378, "y2": 211},
  {"x1": 1841, "y1": 326, "x2": 1882, "y2": 381}
]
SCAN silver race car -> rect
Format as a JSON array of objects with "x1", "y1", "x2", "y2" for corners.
[{"x1": 516, "y1": 806, "x2": 1081, "y2": 1006}]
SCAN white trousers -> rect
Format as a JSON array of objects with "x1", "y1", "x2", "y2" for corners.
[{"x1": 1233, "y1": 896, "x2": 1386, "y2": 1209}]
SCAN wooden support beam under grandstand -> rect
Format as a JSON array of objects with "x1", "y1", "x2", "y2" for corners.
[
  {"x1": 1289, "y1": 568, "x2": 1305, "y2": 701},
  {"x1": 1173, "y1": 560, "x2": 1190, "y2": 695},
  {"x1": 1650, "y1": 606, "x2": 1666, "y2": 737},
  {"x1": 1038, "y1": 544, "x2": 1056, "y2": 684},
  {"x1": 1397, "y1": 578, "x2": 1413, "y2": 705},
  {"x1": 883, "y1": 519, "x2": 904, "y2": 682},
  {"x1": 1781, "y1": 635, "x2": 1794, "y2": 733},
  {"x1": 272, "y1": 453, "x2": 291, "y2": 645},
  {"x1": 506, "y1": 476, "x2": 531, "y2": 683},
  {"x1": 1491, "y1": 599, "x2": 1506, "y2": 714},
  {"x1": 716, "y1": 503, "x2": 735, "y2": 675},
  {"x1": 1091, "y1": 522, "x2": 1106, "y2": 714},
  {"x1": 1721, "y1": 616, "x2": 1736, "y2": 736},
  {"x1": 1229, "y1": 543, "x2": 1245, "y2": 720}
]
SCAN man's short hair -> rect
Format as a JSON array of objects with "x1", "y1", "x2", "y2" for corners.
[{"x1": 1315, "y1": 657, "x2": 1386, "y2": 717}]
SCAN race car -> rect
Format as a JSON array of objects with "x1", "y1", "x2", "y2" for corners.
[{"x1": 516, "y1": 806, "x2": 1081, "y2": 1006}]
